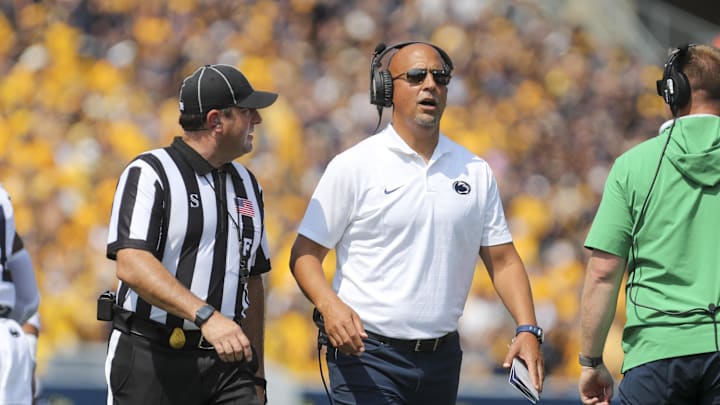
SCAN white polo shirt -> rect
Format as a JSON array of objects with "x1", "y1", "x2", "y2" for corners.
[{"x1": 298, "y1": 124, "x2": 512, "y2": 339}]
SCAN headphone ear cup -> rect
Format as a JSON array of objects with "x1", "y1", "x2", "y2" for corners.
[
  {"x1": 378, "y1": 70, "x2": 393, "y2": 107},
  {"x1": 371, "y1": 68, "x2": 392, "y2": 107},
  {"x1": 669, "y1": 71, "x2": 690, "y2": 109}
]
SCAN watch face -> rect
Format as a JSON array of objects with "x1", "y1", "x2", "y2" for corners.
[
  {"x1": 195, "y1": 305, "x2": 215, "y2": 326},
  {"x1": 530, "y1": 327, "x2": 543, "y2": 341}
]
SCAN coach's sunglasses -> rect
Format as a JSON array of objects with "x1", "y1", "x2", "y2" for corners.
[{"x1": 392, "y1": 68, "x2": 452, "y2": 86}]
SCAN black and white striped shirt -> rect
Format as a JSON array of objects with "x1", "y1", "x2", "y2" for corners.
[{"x1": 106, "y1": 137, "x2": 270, "y2": 330}]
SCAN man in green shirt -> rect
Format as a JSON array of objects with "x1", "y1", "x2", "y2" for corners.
[{"x1": 579, "y1": 43, "x2": 720, "y2": 404}]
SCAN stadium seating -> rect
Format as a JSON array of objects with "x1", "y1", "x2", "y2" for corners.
[{"x1": 0, "y1": 0, "x2": 670, "y2": 395}]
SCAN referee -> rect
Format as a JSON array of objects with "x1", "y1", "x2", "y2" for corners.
[{"x1": 104, "y1": 64, "x2": 277, "y2": 405}]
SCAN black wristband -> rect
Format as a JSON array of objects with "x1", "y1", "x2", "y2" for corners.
[{"x1": 578, "y1": 354, "x2": 604, "y2": 368}]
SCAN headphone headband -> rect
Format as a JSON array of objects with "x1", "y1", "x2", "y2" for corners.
[{"x1": 371, "y1": 41, "x2": 454, "y2": 72}]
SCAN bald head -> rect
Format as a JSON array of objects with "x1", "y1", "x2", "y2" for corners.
[{"x1": 387, "y1": 43, "x2": 451, "y2": 77}]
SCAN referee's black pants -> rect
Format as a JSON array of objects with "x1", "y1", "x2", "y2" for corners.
[{"x1": 105, "y1": 330, "x2": 260, "y2": 405}]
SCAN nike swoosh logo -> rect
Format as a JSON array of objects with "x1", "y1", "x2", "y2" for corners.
[{"x1": 384, "y1": 185, "x2": 403, "y2": 194}]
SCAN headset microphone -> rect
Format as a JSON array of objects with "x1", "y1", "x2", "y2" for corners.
[{"x1": 373, "y1": 42, "x2": 386, "y2": 55}]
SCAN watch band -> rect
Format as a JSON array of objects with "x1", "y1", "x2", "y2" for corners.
[
  {"x1": 515, "y1": 324, "x2": 544, "y2": 343},
  {"x1": 578, "y1": 354, "x2": 604, "y2": 368}
]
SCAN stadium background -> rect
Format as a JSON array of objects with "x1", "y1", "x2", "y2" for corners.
[{"x1": 0, "y1": 0, "x2": 718, "y2": 403}]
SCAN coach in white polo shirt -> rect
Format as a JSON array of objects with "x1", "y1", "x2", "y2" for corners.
[{"x1": 290, "y1": 42, "x2": 545, "y2": 405}]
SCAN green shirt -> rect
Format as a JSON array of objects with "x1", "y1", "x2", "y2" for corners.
[{"x1": 585, "y1": 114, "x2": 720, "y2": 373}]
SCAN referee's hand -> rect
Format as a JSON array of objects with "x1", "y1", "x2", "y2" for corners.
[{"x1": 201, "y1": 312, "x2": 253, "y2": 363}]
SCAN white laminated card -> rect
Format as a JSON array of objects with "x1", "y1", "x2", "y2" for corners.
[{"x1": 509, "y1": 357, "x2": 540, "y2": 404}]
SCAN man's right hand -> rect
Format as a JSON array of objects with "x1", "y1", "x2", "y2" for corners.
[
  {"x1": 320, "y1": 301, "x2": 367, "y2": 356},
  {"x1": 201, "y1": 312, "x2": 253, "y2": 363},
  {"x1": 578, "y1": 364, "x2": 614, "y2": 405}
]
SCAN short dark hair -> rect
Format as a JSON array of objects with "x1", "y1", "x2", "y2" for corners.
[
  {"x1": 178, "y1": 107, "x2": 234, "y2": 132},
  {"x1": 178, "y1": 113, "x2": 206, "y2": 131},
  {"x1": 685, "y1": 45, "x2": 720, "y2": 103}
]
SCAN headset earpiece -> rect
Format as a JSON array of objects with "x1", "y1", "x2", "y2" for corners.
[
  {"x1": 657, "y1": 44, "x2": 693, "y2": 116},
  {"x1": 370, "y1": 43, "x2": 392, "y2": 108},
  {"x1": 667, "y1": 67, "x2": 690, "y2": 111},
  {"x1": 213, "y1": 117, "x2": 221, "y2": 126},
  {"x1": 371, "y1": 70, "x2": 394, "y2": 108}
]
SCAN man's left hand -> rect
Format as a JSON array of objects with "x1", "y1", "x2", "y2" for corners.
[{"x1": 503, "y1": 332, "x2": 545, "y2": 392}]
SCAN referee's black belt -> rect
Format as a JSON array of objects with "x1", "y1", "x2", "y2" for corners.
[
  {"x1": 112, "y1": 308, "x2": 214, "y2": 351},
  {"x1": 365, "y1": 330, "x2": 458, "y2": 352},
  {"x1": 0, "y1": 305, "x2": 11, "y2": 318}
]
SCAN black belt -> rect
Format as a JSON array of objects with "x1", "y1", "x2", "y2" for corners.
[
  {"x1": 112, "y1": 309, "x2": 213, "y2": 350},
  {"x1": 0, "y1": 305, "x2": 10, "y2": 318},
  {"x1": 365, "y1": 331, "x2": 457, "y2": 352}
]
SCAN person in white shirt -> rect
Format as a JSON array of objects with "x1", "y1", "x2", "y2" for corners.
[{"x1": 290, "y1": 41, "x2": 544, "y2": 405}]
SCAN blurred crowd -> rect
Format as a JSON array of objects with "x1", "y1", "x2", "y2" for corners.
[{"x1": 0, "y1": 0, "x2": 669, "y2": 386}]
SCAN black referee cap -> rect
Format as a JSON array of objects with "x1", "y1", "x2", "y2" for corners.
[{"x1": 178, "y1": 64, "x2": 278, "y2": 115}]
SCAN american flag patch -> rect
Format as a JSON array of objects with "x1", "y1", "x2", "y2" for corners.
[{"x1": 235, "y1": 197, "x2": 255, "y2": 218}]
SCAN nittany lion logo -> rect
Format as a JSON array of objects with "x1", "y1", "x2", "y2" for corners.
[{"x1": 453, "y1": 180, "x2": 471, "y2": 195}]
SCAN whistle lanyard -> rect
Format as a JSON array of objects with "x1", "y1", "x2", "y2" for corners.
[{"x1": 204, "y1": 170, "x2": 251, "y2": 285}]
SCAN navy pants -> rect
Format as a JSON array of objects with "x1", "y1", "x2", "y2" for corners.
[
  {"x1": 327, "y1": 333, "x2": 462, "y2": 405},
  {"x1": 619, "y1": 352, "x2": 720, "y2": 405}
]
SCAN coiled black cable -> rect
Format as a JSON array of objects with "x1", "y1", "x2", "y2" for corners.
[{"x1": 313, "y1": 309, "x2": 335, "y2": 404}]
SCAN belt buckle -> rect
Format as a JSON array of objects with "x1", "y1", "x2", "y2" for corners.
[
  {"x1": 197, "y1": 334, "x2": 214, "y2": 350},
  {"x1": 414, "y1": 338, "x2": 440, "y2": 352}
]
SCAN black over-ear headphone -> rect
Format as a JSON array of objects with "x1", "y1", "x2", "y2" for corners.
[
  {"x1": 369, "y1": 41, "x2": 454, "y2": 108},
  {"x1": 656, "y1": 43, "x2": 694, "y2": 116}
]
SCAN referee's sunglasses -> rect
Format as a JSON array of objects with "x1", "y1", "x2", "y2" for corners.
[{"x1": 392, "y1": 68, "x2": 452, "y2": 86}]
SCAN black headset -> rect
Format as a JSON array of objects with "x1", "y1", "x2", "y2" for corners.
[
  {"x1": 656, "y1": 43, "x2": 694, "y2": 116},
  {"x1": 369, "y1": 41, "x2": 454, "y2": 108}
]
